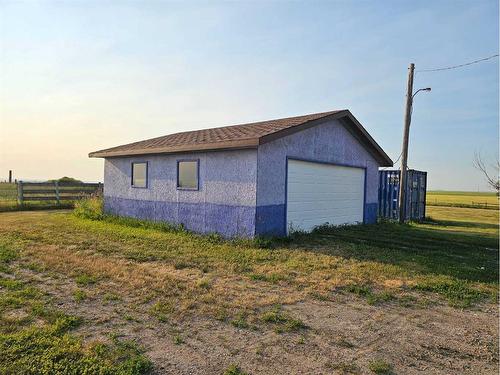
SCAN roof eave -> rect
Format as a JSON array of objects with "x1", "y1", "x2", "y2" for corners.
[{"x1": 88, "y1": 138, "x2": 260, "y2": 158}]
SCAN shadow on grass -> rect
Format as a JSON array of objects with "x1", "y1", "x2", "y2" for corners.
[
  {"x1": 422, "y1": 217, "x2": 499, "y2": 230},
  {"x1": 0, "y1": 204, "x2": 74, "y2": 213},
  {"x1": 285, "y1": 220, "x2": 499, "y2": 284},
  {"x1": 66, "y1": 203, "x2": 498, "y2": 286}
]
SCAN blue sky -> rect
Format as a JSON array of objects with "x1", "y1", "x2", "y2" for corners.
[{"x1": 0, "y1": 0, "x2": 498, "y2": 190}]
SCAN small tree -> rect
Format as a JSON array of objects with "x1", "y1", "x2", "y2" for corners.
[
  {"x1": 473, "y1": 152, "x2": 499, "y2": 194},
  {"x1": 47, "y1": 176, "x2": 83, "y2": 184}
]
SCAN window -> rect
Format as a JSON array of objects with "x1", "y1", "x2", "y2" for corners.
[
  {"x1": 177, "y1": 160, "x2": 198, "y2": 190},
  {"x1": 131, "y1": 162, "x2": 147, "y2": 188}
]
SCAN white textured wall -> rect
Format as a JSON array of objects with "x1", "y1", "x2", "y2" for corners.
[{"x1": 104, "y1": 149, "x2": 258, "y2": 206}]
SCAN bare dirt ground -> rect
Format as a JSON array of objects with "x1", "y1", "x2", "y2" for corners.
[{"x1": 17, "y1": 262, "x2": 498, "y2": 375}]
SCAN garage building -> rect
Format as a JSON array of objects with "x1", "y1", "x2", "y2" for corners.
[{"x1": 89, "y1": 110, "x2": 393, "y2": 237}]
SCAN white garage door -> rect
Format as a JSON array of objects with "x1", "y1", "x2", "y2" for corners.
[{"x1": 286, "y1": 159, "x2": 365, "y2": 233}]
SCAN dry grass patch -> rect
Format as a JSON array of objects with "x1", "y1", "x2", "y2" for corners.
[{"x1": 0, "y1": 208, "x2": 497, "y2": 319}]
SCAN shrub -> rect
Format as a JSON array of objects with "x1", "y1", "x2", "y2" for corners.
[
  {"x1": 47, "y1": 176, "x2": 83, "y2": 184},
  {"x1": 73, "y1": 197, "x2": 104, "y2": 220}
]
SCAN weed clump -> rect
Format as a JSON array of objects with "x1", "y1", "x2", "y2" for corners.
[
  {"x1": 223, "y1": 364, "x2": 248, "y2": 375},
  {"x1": 73, "y1": 289, "x2": 87, "y2": 302},
  {"x1": 74, "y1": 274, "x2": 98, "y2": 286},
  {"x1": 149, "y1": 301, "x2": 174, "y2": 323},
  {"x1": 231, "y1": 312, "x2": 249, "y2": 329},
  {"x1": 73, "y1": 197, "x2": 104, "y2": 220},
  {"x1": 249, "y1": 273, "x2": 288, "y2": 284},
  {"x1": 368, "y1": 359, "x2": 392, "y2": 374},
  {"x1": 173, "y1": 334, "x2": 183, "y2": 345},
  {"x1": 260, "y1": 305, "x2": 306, "y2": 332},
  {"x1": 0, "y1": 244, "x2": 17, "y2": 264},
  {"x1": 343, "y1": 285, "x2": 395, "y2": 306}
]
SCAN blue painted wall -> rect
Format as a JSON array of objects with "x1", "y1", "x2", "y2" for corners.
[
  {"x1": 103, "y1": 149, "x2": 257, "y2": 237},
  {"x1": 256, "y1": 118, "x2": 381, "y2": 236}
]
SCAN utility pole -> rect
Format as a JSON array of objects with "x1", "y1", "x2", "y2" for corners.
[{"x1": 398, "y1": 63, "x2": 415, "y2": 223}]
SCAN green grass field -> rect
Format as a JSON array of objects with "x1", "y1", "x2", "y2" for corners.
[
  {"x1": 0, "y1": 201, "x2": 498, "y2": 373},
  {"x1": 427, "y1": 190, "x2": 499, "y2": 209}
]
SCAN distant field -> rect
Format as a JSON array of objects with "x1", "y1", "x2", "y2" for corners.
[{"x1": 427, "y1": 190, "x2": 499, "y2": 210}]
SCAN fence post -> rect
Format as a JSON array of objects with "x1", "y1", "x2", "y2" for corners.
[
  {"x1": 54, "y1": 181, "x2": 60, "y2": 205},
  {"x1": 17, "y1": 181, "x2": 23, "y2": 206}
]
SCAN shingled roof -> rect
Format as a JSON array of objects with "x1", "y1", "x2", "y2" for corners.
[{"x1": 89, "y1": 109, "x2": 393, "y2": 166}]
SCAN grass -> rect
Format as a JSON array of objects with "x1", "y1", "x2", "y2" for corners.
[
  {"x1": 0, "y1": 204, "x2": 497, "y2": 314},
  {"x1": 342, "y1": 285, "x2": 395, "y2": 305},
  {"x1": 427, "y1": 190, "x2": 498, "y2": 210},
  {"x1": 73, "y1": 289, "x2": 88, "y2": 302},
  {"x1": 103, "y1": 292, "x2": 122, "y2": 303},
  {"x1": 149, "y1": 301, "x2": 174, "y2": 323},
  {"x1": 368, "y1": 359, "x2": 392, "y2": 374},
  {"x1": 310, "y1": 206, "x2": 498, "y2": 285},
  {"x1": 0, "y1": 243, "x2": 152, "y2": 374},
  {"x1": 260, "y1": 305, "x2": 306, "y2": 332},
  {"x1": 249, "y1": 272, "x2": 289, "y2": 283},
  {"x1": 326, "y1": 361, "x2": 360, "y2": 374},
  {"x1": 173, "y1": 333, "x2": 184, "y2": 345},
  {"x1": 0, "y1": 201, "x2": 498, "y2": 372},
  {"x1": 75, "y1": 273, "x2": 98, "y2": 286},
  {"x1": 223, "y1": 364, "x2": 249, "y2": 375},
  {"x1": 231, "y1": 312, "x2": 250, "y2": 329}
]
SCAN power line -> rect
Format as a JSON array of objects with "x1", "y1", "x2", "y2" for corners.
[
  {"x1": 416, "y1": 54, "x2": 499, "y2": 72},
  {"x1": 381, "y1": 151, "x2": 403, "y2": 170}
]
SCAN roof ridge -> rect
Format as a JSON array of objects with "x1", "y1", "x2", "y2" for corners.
[
  {"x1": 201, "y1": 109, "x2": 345, "y2": 131},
  {"x1": 88, "y1": 108, "x2": 392, "y2": 167},
  {"x1": 89, "y1": 109, "x2": 346, "y2": 155},
  {"x1": 148, "y1": 109, "x2": 346, "y2": 137}
]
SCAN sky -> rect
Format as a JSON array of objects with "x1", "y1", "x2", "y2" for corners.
[{"x1": 0, "y1": 0, "x2": 498, "y2": 191}]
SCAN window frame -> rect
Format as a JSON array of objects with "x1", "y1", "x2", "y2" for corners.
[
  {"x1": 176, "y1": 159, "x2": 199, "y2": 191},
  {"x1": 131, "y1": 161, "x2": 148, "y2": 189}
]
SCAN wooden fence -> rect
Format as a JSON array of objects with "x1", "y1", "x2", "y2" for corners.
[{"x1": 17, "y1": 181, "x2": 103, "y2": 205}]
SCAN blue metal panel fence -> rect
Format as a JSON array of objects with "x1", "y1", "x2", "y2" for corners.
[{"x1": 378, "y1": 169, "x2": 427, "y2": 221}]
